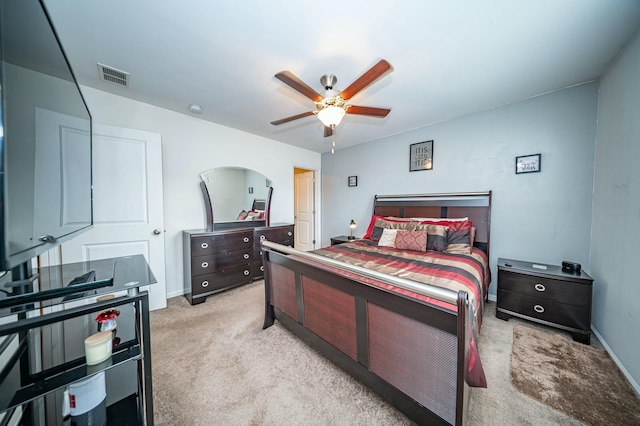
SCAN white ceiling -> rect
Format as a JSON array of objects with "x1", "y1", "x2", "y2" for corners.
[{"x1": 43, "y1": 0, "x2": 640, "y2": 153}]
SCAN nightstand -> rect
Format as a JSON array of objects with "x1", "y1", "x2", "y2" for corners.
[
  {"x1": 496, "y1": 258, "x2": 593, "y2": 344},
  {"x1": 330, "y1": 235, "x2": 353, "y2": 245}
]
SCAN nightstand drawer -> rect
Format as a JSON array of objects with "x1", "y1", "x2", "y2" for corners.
[
  {"x1": 498, "y1": 289, "x2": 590, "y2": 331},
  {"x1": 499, "y1": 269, "x2": 591, "y2": 307}
]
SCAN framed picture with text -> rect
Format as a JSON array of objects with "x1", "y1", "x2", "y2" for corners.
[
  {"x1": 515, "y1": 153, "x2": 541, "y2": 174},
  {"x1": 348, "y1": 176, "x2": 358, "y2": 187},
  {"x1": 410, "y1": 140, "x2": 433, "y2": 172}
]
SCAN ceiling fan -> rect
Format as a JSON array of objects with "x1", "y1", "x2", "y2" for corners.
[{"x1": 270, "y1": 59, "x2": 393, "y2": 151}]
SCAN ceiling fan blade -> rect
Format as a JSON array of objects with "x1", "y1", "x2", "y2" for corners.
[
  {"x1": 340, "y1": 59, "x2": 393, "y2": 100},
  {"x1": 270, "y1": 111, "x2": 315, "y2": 125},
  {"x1": 346, "y1": 105, "x2": 391, "y2": 117},
  {"x1": 275, "y1": 71, "x2": 324, "y2": 102},
  {"x1": 324, "y1": 125, "x2": 333, "y2": 138}
]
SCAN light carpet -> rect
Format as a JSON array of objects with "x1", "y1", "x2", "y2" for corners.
[{"x1": 150, "y1": 281, "x2": 628, "y2": 425}]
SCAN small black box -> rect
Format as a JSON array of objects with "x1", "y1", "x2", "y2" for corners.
[{"x1": 562, "y1": 261, "x2": 581, "y2": 274}]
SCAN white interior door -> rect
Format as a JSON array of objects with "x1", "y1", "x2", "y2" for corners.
[
  {"x1": 294, "y1": 170, "x2": 315, "y2": 251},
  {"x1": 59, "y1": 124, "x2": 167, "y2": 310}
]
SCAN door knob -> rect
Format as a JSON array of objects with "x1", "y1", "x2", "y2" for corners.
[{"x1": 153, "y1": 229, "x2": 162, "y2": 235}]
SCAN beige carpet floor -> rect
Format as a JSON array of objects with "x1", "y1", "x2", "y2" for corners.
[{"x1": 149, "y1": 281, "x2": 628, "y2": 425}]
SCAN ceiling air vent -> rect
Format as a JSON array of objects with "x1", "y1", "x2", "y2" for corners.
[{"x1": 97, "y1": 63, "x2": 129, "y2": 87}]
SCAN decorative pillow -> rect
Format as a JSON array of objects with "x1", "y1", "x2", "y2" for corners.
[
  {"x1": 363, "y1": 215, "x2": 413, "y2": 239},
  {"x1": 445, "y1": 221, "x2": 473, "y2": 254},
  {"x1": 394, "y1": 230, "x2": 428, "y2": 252},
  {"x1": 245, "y1": 210, "x2": 264, "y2": 220},
  {"x1": 415, "y1": 219, "x2": 473, "y2": 254},
  {"x1": 237, "y1": 210, "x2": 249, "y2": 220},
  {"x1": 378, "y1": 229, "x2": 398, "y2": 247},
  {"x1": 413, "y1": 223, "x2": 449, "y2": 251}
]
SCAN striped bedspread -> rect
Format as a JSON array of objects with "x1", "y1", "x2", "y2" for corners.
[{"x1": 313, "y1": 239, "x2": 490, "y2": 328}]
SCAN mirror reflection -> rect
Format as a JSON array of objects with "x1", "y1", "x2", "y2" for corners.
[{"x1": 200, "y1": 167, "x2": 271, "y2": 223}]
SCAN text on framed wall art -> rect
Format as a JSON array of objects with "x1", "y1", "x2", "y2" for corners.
[{"x1": 410, "y1": 140, "x2": 434, "y2": 172}]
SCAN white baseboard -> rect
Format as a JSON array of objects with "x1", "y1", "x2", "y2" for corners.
[
  {"x1": 487, "y1": 293, "x2": 497, "y2": 302},
  {"x1": 166, "y1": 289, "x2": 186, "y2": 299},
  {"x1": 591, "y1": 325, "x2": 640, "y2": 397}
]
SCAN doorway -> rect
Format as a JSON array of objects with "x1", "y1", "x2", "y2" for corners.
[{"x1": 293, "y1": 167, "x2": 317, "y2": 251}]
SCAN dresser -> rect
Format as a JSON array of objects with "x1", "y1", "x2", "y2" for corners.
[
  {"x1": 496, "y1": 258, "x2": 593, "y2": 344},
  {"x1": 183, "y1": 224, "x2": 293, "y2": 305}
]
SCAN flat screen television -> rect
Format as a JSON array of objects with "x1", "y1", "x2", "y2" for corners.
[{"x1": 0, "y1": 0, "x2": 93, "y2": 271}]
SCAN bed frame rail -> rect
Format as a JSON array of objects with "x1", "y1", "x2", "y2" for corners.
[{"x1": 262, "y1": 241, "x2": 471, "y2": 425}]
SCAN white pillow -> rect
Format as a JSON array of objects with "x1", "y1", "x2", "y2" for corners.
[{"x1": 378, "y1": 228, "x2": 398, "y2": 247}]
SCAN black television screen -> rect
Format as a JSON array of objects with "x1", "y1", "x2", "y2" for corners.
[{"x1": 0, "y1": 0, "x2": 92, "y2": 271}]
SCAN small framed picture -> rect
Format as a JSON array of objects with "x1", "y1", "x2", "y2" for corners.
[
  {"x1": 410, "y1": 140, "x2": 434, "y2": 172},
  {"x1": 515, "y1": 154, "x2": 541, "y2": 174},
  {"x1": 348, "y1": 176, "x2": 358, "y2": 187}
]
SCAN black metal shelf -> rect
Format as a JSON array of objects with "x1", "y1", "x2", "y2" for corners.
[{"x1": 0, "y1": 255, "x2": 155, "y2": 425}]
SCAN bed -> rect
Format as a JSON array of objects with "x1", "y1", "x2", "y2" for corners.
[{"x1": 261, "y1": 192, "x2": 492, "y2": 425}]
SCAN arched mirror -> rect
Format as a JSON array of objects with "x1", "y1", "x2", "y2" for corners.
[{"x1": 200, "y1": 167, "x2": 272, "y2": 230}]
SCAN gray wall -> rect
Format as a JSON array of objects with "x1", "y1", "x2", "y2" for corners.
[
  {"x1": 591, "y1": 30, "x2": 640, "y2": 391},
  {"x1": 322, "y1": 82, "x2": 598, "y2": 299}
]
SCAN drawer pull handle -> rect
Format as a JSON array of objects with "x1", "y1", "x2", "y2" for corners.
[
  {"x1": 201, "y1": 262, "x2": 209, "y2": 268},
  {"x1": 243, "y1": 270, "x2": 250, "y2": 276},
  {"x1": 260, "y1": 265, "x2": 264, "y2": 272},
  {"x1": 200, "y1": 242, "x2": 208, "y2": 249},
  {"x1": 243, "y1": 237, "x2": 250, "y2": 243},
  {"x1": 287, "y1": 232, "x2": 292, "y2": 236},
  {"x1": 201, "y1": 280, "x2": 209, "y2": 288},
  {"x1": 260, "y1": 235, "x2": 266, "y2": 241},
  {"x1": 534, "y1": 283, "x2": 546, "y2": 292},
  {"x1": 533, "y1": 304, "x2": 545, "y2": 313},
  {"x1": 243, "y1": 253, "x2": 250, "y2": 260}
]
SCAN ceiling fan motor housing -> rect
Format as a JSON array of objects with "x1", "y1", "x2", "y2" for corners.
[{"x1": 320, "y1": 74, "x2": 337, "y2": 90}]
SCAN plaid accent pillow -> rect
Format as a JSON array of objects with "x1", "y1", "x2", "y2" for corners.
[{"x1": 394, "y1": 230, "x2": 428, "y2": 252}]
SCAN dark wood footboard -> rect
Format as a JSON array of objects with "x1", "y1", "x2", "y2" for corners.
[{"x1": 262, "y1": 241, "x2": 472, "y2": 426}]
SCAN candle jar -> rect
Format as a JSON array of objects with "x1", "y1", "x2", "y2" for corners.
[{"x1": 84, "y1": 331, "x2": 112, "y2": 365}]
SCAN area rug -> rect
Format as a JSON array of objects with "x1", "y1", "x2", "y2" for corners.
[{"x1": 510, "y1": 325, "x2": 640, "y2": 425}]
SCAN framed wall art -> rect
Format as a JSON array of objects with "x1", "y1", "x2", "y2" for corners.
[
  {"x1": 515, "y1": 153, "x2": 541, "y2": 174},
  {"x1": 348, "y1": 176, "x2": 358, "y2": 187},
  {"x1": 410, "y1": 140, "x2": 433, "y2": 172}
]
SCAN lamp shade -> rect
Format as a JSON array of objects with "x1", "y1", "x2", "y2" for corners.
[{"x1": 317, "y1": 106, "x2": 346, "y2": 127}]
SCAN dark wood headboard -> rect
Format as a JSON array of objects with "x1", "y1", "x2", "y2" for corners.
[{"x1": 373, "y1": 191, "x2": 492, "y2": 257}]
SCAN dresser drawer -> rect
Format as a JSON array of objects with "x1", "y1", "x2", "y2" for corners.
[
  {"x1": 191, "y1": 231, "x2": 253, "y2": 255},
  {"x1": 191, "y1": 249, "x2": 252, "y2": 275},
  {"x1": 191, "y1": 265, "x2": 253, "y2": 295},
  {"x1": 252, "y1": 260, "x2": 266, "y2": 279},
  {"x1": 498, "y1": 289, "x2": 590, "y2": 331},
  {"x1": 254, "y1": 227, "x2": 294, "y2": 245},
  {"x1": 498, "y1": 269, "x2": 591, "y2": 307}
]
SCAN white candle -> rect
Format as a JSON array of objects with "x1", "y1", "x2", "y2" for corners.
[{"x1": 84, "y1": 331, "x2": 112, "y2": 365}]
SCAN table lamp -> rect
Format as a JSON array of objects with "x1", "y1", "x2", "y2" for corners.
[{"x1": 348, "y1": 220, "x2": 357, "y2": 240}]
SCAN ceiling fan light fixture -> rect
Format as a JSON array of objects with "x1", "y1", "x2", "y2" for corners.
[{"x1": 317, "y1": 106, "x2": 346, "y2": 127}]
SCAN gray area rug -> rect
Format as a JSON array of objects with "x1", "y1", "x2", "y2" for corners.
[{"x1": 510, "y1": 325, "x2": 640, "y2": 425}]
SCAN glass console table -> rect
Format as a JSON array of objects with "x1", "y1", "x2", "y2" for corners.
[{"x1": 0, "y1": 255, "x2": 156, "y2": 425}]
